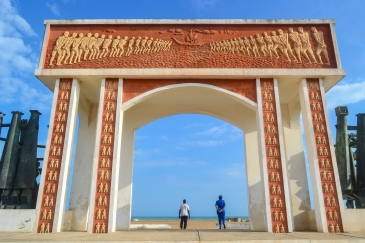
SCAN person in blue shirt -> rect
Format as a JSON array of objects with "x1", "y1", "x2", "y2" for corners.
[{"x1": 215, "y1": 195, "x2": 226, "y2": 229}]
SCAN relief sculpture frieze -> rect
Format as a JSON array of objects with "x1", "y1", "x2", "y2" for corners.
[{"x1": 44, "y1": 24, "x2": 336, "y2": 69}]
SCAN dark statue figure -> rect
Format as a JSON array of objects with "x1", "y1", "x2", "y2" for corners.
[
  {"x1": 335, "y1": 106, "x2": 365, "y2": 208},
  {"x1": 0, "y1": 111, "x2": 43, "y2": 209}
]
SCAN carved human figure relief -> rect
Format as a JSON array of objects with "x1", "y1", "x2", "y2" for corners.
[
  {"x1": 278, "y1": 198, "x2": 282, "y2": 207},
  {"x1": 95, "y1": 222, "x2": 100, "y2": 233},
  {"x1": 263, "y1": 32, "x2": 279, "y2": 58},
  {"x1": 271, "y1": 185, "x2": 276, "y2": 194},
  {"x1": 69, "y1": 33, "x2": 83, "y2": 64},
  {"x1": 279, "y1": 211, "x2": 284, "y2": 221},
  {"x1": 274, "y1": 160, "x2": 279, "y2": 169},
  {"x1": 102, "y1": 209, "x2": 107, "y2": 219},
  {"x1": 100, "y1": 35, "x2": 113, "y2": 58},
  {"x1": 271, "y1": 172, "x2": 275, "y2": 181},
  {"x1": 324, "y1": 183, "x2": 329, "y2": 193},
  {"x1": 329, "y1": 184, "x2": 334, "y2": 193},
  {"x1": 275, "y1": 172, "x2": 280, "y2": 181},
  {"x1": 49, "y1": 31, "x2": 69, "y2": 66},
  {"x1": 331, "y1": 198, "x2": 336, "y2": 207},
  {"x1": 96, "y1": 209, "x2": 101, "y2": 219},
  {"x1": 255, "y1": 33, "x2": 269, "y2": 57},
  {"x1": 273, "y1": 148, "x2": 278, "y2": 156},
  {"x1": 274, "y1": 211, "x2": 279, "y2": 221},
  {"x1": 274, "y1": 224, "x2": 279, "y2": 233},
  {"x1": 333, "y1": 210, "x2": 338, "y2": 220},
  {"x1": 277, "y1": 185, "x2": 281, "y2": 194},
  {"x1": 51, "y1": 184, "x2": 56, "y2": 193},
  {"x1": 311, "y1": 27, "x2": 330, "y2": 65},
  {"x1": 335, "y1": 224, "x2": 340, "y2": 233},
  {"x1": 329, "y1": 223, "x2": 335, "y2": 233},
  {"x1": 103, "y1": 196, "x2": 108, "y2": 206},
  {"x1": 322, "y1": 171, "x2": 327, "y2": 180},
  {"x1": 326, "y1": 196, "x2": 331, "y2": 206},
  {"x1": 327, "y1": 210, "x2": 333, "y2": 220},
  {"x1": 101, "y1": 223, "x2": 106, "y2": 233},
  {"x1": 280, "y1": 225, "x2": 285, "y2": 233},
  {"x1": 297, "y1": 27, "x2": 317, "y2": 63},
  {"x1": 273, "y1": 197, "x2": 277, "y2": 207}
]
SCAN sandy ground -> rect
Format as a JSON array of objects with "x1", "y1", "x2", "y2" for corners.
[{"x1": 131, "y1": 220, "x2": 249, "y2": 229}]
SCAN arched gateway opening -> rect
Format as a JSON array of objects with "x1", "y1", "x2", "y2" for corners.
[
  {"x1": 116, "y1": 82, "x2": 259, "y2": 230},
  {"x1": 131, "y1": 114, "x2": 248, "y2": 227},
  {"x1": 29, "y1": 19, "x2": 347, "y2": 235}
]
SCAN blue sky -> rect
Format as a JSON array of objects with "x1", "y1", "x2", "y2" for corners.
[{"x1": 0, "y1": 0, "x2": 365, "y2": 217}]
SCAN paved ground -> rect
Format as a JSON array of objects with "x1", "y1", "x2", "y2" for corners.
[{"x1": 0, "y1": 229, "x2": 365, "y2": 242}]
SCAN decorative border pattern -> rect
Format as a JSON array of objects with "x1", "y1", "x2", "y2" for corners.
[
  {"x1": 37, "y1": 79, "x2": 72, "y2": 233},
  {"x1": 260, "y1": 79, "x2": 288, "y2": 233},
  {"x1": 92, "y1": 78, "x2": 118, "y2": 233},
  {"x1": 306, "y1": 79, "x2": 343, "y2": 233}
]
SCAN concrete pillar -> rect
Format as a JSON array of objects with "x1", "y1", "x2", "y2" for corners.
[
  {"x1": 68, "y1": 97, "x2": 98, "y2": 231},
  {"x1": 281, "y1": 100, "x2": 311, "y2": 230},
  {"x1": 87, "y1": 78, "x2": 123, "y2": 233},
  {"x1": 53, "y1": 79, "x2": 80, "y2": 232},
  {"x1": 244, "y1": 118, "x2": 266, "y2": 231},
  {"x1": 34, "y1": 78, "x2": 80, "y2": 233},
  {"x1": 115, "y1": 111, "x2": 135, "y2": 230},
  {"x1": 299, "y1": 78, "x2": 346, "y2": 232},
  {"x1": 256, "y1": 78, "x2": 293, "y2": 233}
]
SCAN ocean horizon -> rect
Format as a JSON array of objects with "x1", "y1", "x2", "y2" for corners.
[{"x1": 131, "y1": 216, "x2": 249, "y2": 221}]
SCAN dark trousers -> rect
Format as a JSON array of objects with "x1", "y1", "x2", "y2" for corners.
[{"x1": 180, "y1": 216, "x2": 188, "y2": 229}]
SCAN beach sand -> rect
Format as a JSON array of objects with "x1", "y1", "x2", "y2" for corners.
[{"x1": 131, "y1": 220, "x2": 249, "y2": 229}]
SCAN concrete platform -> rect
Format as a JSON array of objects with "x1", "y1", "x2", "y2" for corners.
[{"x1": 0, "y1": 230, "x2": 365, "y2": 242}]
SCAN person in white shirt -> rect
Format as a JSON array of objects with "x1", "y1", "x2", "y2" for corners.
[{"x1": 179, "y1": 199, "x2": 190, "y2": 229}]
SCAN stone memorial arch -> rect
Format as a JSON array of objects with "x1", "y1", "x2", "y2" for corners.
[{"x1": 30, "y1": 19, "x2": 347, "y2": 234}]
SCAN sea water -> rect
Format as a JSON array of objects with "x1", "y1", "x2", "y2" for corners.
[{"x1": 131, "y1": 216, "x2": 249, "y2": 221}]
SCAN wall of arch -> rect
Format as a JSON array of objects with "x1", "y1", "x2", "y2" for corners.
[{"x1": 115, "y1": 83, "x2": 267, "y2": 230}]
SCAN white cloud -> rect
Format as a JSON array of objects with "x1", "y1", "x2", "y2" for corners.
[
  {"x1": 194, "y1": 124, "x2": 228, "y2": 137},
  {"x1": 182, "y1": 124, "x2": 242, "y2": 147},
  {"x1": 0, "y1": 0, "x2": 52, "y2": 112},
  {"x1": 326, "y1": 81, "x2": 365, "y2": 109},
  {"x1": 135, "y1": 157, "x2": 208, "y2": 167},
  {"x1": 159, "y1": 135, "x2": 170, "y2": 141},
  {"x1": 46, "y1": 2, "x2": 60, "y2": 16},
  {"x1": 134, "y1": 148, "x2": 161, "y2": 158},
  {"x1": 183, "y1": 140, "x2": 224, "y2": 147}
]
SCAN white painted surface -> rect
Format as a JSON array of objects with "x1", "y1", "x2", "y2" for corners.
[
  {"x1": 68, "y1": 99, "x2": 98, "y2": 231},
  {"x1": 281, "y1": 101, "x2": 311, "y2": 231},
  {"x1": 298, "y1": 79, "x2": 327, "y2": 232},
  {"x1": 318, "y1": 79, "x2": 347, "y2": 232},
  {"x1": 109, "y1": 79, "x2": 124, "y2": 232},
  {"x1": 33, "y1": 79, "x2": 60, "y2": 233},
  {"x1": 344, "y1": 209, "x2": 365, "y2": 232},
  {"x1": 256, "y1": 79, "x2": 271, "y2": 232},
  {"x1": 53, "y1": 79, "x2": 80, "y2": 232},
  {"x1": 273, "y1": 79, "x2": 293, "y2": 233},
  {"x1": 44, "y1": 19, "x2": 336, "y2": 25},
  {"x1": 87, "y1": 79, "x2": 106, "y2": 233},
  {"x1": 0, "y1": 210, "x2": 35, "y2": 232}
]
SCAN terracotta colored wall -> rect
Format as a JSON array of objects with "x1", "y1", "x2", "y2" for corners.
[
  {"x1": 122, "y1": 79, "x2": 256, "y2": 103},
  {"x1": 43, "y1": 23, "x2": 336, "y2": 69},
  {"x1": 306, "y1": 79, "x2": 343, "y2": 233}
]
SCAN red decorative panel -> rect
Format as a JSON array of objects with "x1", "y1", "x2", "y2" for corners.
[
  {"x1": 123, "y1": 79, "x2": 256, "y2": 103},
  {"x1": 43, "y1": 24, "x2": 336, "y2": 69},
  {"x1": 37, "y1": 79, "x2": 72, "y2": 233},
  {"x1": 92, "y1": 78, "x2": 118, "y2": 233},
  {"x1": 306, "y1": 79, "x2": 343, "y2": 233},
  {"x1": 260, "y1": 79, "x2": 288, "y2": 233}
]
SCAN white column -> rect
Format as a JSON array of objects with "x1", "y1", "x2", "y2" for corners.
[
  {"x1": 281, "y1": 101, "x2": 311, "y2": 230},
  {"x1": 53, "y1": 79, "x2": 80, "y2": 232},
  {"x1": 33, "y1": 79, "x2": 60, "y2": 233},
  {"x1": 273, "y1": 79, "x2": 293, "y2": 233},
  {"x1": 69, "y1": 98, "x2": 98, "y2": 231},
  {"x1": 255, "y1": 78, "x2": 272, "y2": 232},
  {"x1": 298, "y1": 79, "x2": 327, "y2": 232},
  {"x1": 244, "y1": 119, "x2": 266, "y2": 231},
  {"x1": 108, "y1": 78, "x2": 124, "y2": 232},
  {"x1": 318, "y1": 79, "x2": 346, "y2": 232},
  {"x1": 87, "y1": 79, "x2": 106, "y2": 233},
  {"x1": 115, "y1": 116, "x2": 135, "y2": 230}
]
